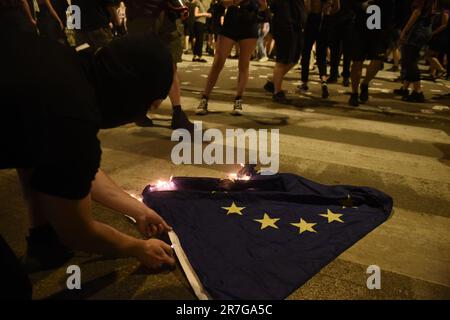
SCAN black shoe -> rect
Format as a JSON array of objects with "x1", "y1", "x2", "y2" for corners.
[
  {"x1": 21, "y1": 225, "x2": 73, "y2": 273},
  {"x1": 171, "y1": 107, "x2": 195, "y2": 134},
  {"x1": 393, "y1": 87, "x2": 409, "y2": 97},
  {"x1": 359, "y1": 83, "x2": 369, "y2": 103},
  {"x1": 388, "y1": 65, "x2": 399, "y2": 72},
  {"x1": 264, "y1": 81, "x2": 275, "y2": 93},
  {"x1": 135, "y1": 115, "x2": 154, "y2": 127},
  {"x1": 349, "y1": 93, "x2": 359, "y2": 107},
  {"x1": 197, "y1": 58, "x2": 207, "y2": 63},
  {"x1": 342, "y1": 77, "x2": 350, "y2": 87},
  {"x1": 272, "y1": 91, "x2": 291, "y2": 104},
  {"x1": 402, "y1": 91, "x2": 425, "y2": 103},
  {"x1": 327, "y1": 76, "x2": 338, "y2": 84},
  {"x1": 192, "y1": 57, "x2": 198, "y2": 62},
  {"x1": 321, "y1": 83, "x2": 329, "y2": 99},
  {"x1": 298, "y1": 83, "x2": 309, "y2": 91}
]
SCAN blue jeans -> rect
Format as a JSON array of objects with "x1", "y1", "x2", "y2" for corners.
[{"x1": 256, "y1": 24, "x2": 268, "y2": 59}]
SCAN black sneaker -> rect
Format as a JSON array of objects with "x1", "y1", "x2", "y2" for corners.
[
  {"x1": 327, "y1": 76, "x2": 338, "y2": 84},
  {"x1": 402, "y1": 91, "x2": 425, "y2": 103},
  {"x1": 359, "y1": 83, "x2": 369, "y2": 103},
  {"x1": 21, "y1": 225, "x2": 73, "y2": 273},
  {"x1": 272, "y1": 91, "x2": 291, "y2": 104},
  {"x1": 393, "y1": 87, "x2": 409, "y2": 97},
  {"x1": 197, "y1": 58, "x2": 207, "y2": 63},
  {"x1": 342, "y1": 77, "x2": 350, "y2": 87},
  {"x1": 321, "y1": 83, "x2": 329, "y2": 99},
  {"x1": 264, "y1": 81, "x2": 275, "y2": 93},
  {"x1": 135, "y1": 115, "x2": 154, "y2": 127},
  {"x1": 298, "y1": 83, "x2": 309, "y2": 91},
  {"x1": 349, "y1": 93, "x2": 359, "y2": 107},
  {"x1": 171, "y1": 107, "x2": 195, "y2": 133},
  {"x1": 388, "y1": 65, "x2": 399, "y2": 72}
]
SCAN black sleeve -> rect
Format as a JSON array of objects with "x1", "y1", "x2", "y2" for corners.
[{"x1": 30, "y1": 118, "x2": 102, "y2": 200}]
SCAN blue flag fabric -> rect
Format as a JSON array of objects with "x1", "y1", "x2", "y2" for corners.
[{"x1": 142, "y1": 173, "x2": 393, "y2": 300}]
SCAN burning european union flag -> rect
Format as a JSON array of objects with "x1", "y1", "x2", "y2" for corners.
[{"x1": 142, "y1": 173, "x2": 393, "y2": 300}]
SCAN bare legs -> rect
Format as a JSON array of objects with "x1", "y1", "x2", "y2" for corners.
[
  {"x1": 169, "y1": 64, "x2": 181, "y2": 107},
  {"x1": 203, "y1": 35, "x2": 235, "y2": 97},
  {"x1": 236, "y1": 38, "x2": 257, "y2": 97},
  {"x1": 202, "y1": 36, "x2": 256, "y2": 99}
]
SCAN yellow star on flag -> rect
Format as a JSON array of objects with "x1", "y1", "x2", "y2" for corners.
[
  {"x1": 222, "y1": 202, "x2": 246, "y2": 215},
  {"x1": 254, "y1": 213, "x2": 280, "y2": 230},
  {"x1": 319, "y1": 209, "x2": 344, "y2": 223},
  {"x1": 291, "y1": 219, "x2": 317, "y2": 234}
]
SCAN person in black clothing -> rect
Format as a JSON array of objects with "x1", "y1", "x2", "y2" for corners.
[
  {"x1": 193, "y1": 0, "x2": 212, "y2": 62},
  {"x1": 328, "y1": 0, "x2": 354, "y2": 86},
  {"x1": 1, "y1": 24, "x2": 177, "y2": 296},
  {"x1": 393, "y1": 0, "x2": 435, "y2": 102},
  {"x1": 1, "y1": 0, "x2": 36, "y2": 32},
  {"x1": 263, "y1": 0, "x2": 307, "y2": 103},
  {"x1": 300, "y1": 0, "x2": 341, "y2": 99},
  {"x1": 348, "y1": 0, "x2": 395, "y2": 107},
  {"x1": 125, "y1": 0, "x2": 195, "y2": 133}
]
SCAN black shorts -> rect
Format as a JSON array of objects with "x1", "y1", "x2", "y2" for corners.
[
  {"x1": 220, "y1": 9, "x2": 258, "y2": 41},
  {"x1": 184, "y1": 21, "x2": 194, "y2": 37},
  {"x1": 351, "y1": 29, "x2": 386, "y2": 61},
  {"x1": 274, "y1": 28, "x2": 303, "y2": 64}
]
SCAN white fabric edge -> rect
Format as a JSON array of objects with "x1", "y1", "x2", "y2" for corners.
[{"x1": 168, "y1": 231, "x2": 212, "y2": 300}]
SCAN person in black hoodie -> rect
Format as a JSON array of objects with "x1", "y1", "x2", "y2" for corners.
[{"x1": 1, "y1": 23, "x2": 177, "y2": 291}]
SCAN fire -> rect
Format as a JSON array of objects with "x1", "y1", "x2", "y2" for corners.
[{"x1": 150, "y1": 176, "x2": 176, "y2": 191}]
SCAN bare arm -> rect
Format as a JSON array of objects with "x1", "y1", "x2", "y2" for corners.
[
  {"x1": 90, "y1": 169, "x2": 171, "y2": 238},
  {"x1": 37, "y1": 191, "x2": 175, "y2": 269},
  {"x1": 402, "y1": 9, "x2": 422, "y2": 36},
  {"x1": 106, "y1": 3, "x2": 121, "y2": 27},
  {"x1": 45, "y1": 0, "x2": 63, "y2": 30},
  {"x1": 194, "y1": 6, "x2": 211, "y2": 17},
  {"x1": 432, "y1": 12, "x2": 448, "y2": 37},
  {"x1": 21, "y1": 0, "x2": 36, "y2": 25}
]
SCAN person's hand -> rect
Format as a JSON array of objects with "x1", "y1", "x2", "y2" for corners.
[
  {"x1": 135, "y1": 239, "x2": 176, "y2": 270},
  {"x1": 206, "y1": 13, "x2": 212, "y2": 18},
  {"x1": 135, "y1": 207, "x2": 172, "y2": 238}
]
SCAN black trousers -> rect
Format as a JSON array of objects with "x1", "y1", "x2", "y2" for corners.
[
  {"x1": 401, "y1": 45, "x2": 421, "y2": 82},
  {"x1": 0, "y1": 235, "x2": 32, "y2": 300},
  {"x1": 329, "y1": 16, "x2": 353, "y2": 79},
  {"x1": 301, "y1": 13, "x2": 330, "y2": 83},
  {"x1": 193, "y1": 21, "x2": 206, "y2": 57}
]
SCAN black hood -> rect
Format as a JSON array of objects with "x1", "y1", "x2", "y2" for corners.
[{"x1": 91, "y1": 33, "x2": 173, "y2": 129}]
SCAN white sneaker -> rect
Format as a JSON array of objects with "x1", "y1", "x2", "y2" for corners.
[
  {"x1": 231, "y1": 99, "x2": 243, "y2": 116},
  {"x1": 196, "y1": 98, "x2": 209, "y2": 115},
  {"x1": 258, "y1": 57, "x2": 269, "y2": 62}
]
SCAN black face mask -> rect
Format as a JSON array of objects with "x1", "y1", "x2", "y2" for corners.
[{"x1": 91, "y1": 33, "x2": 174, "y2": 129}]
